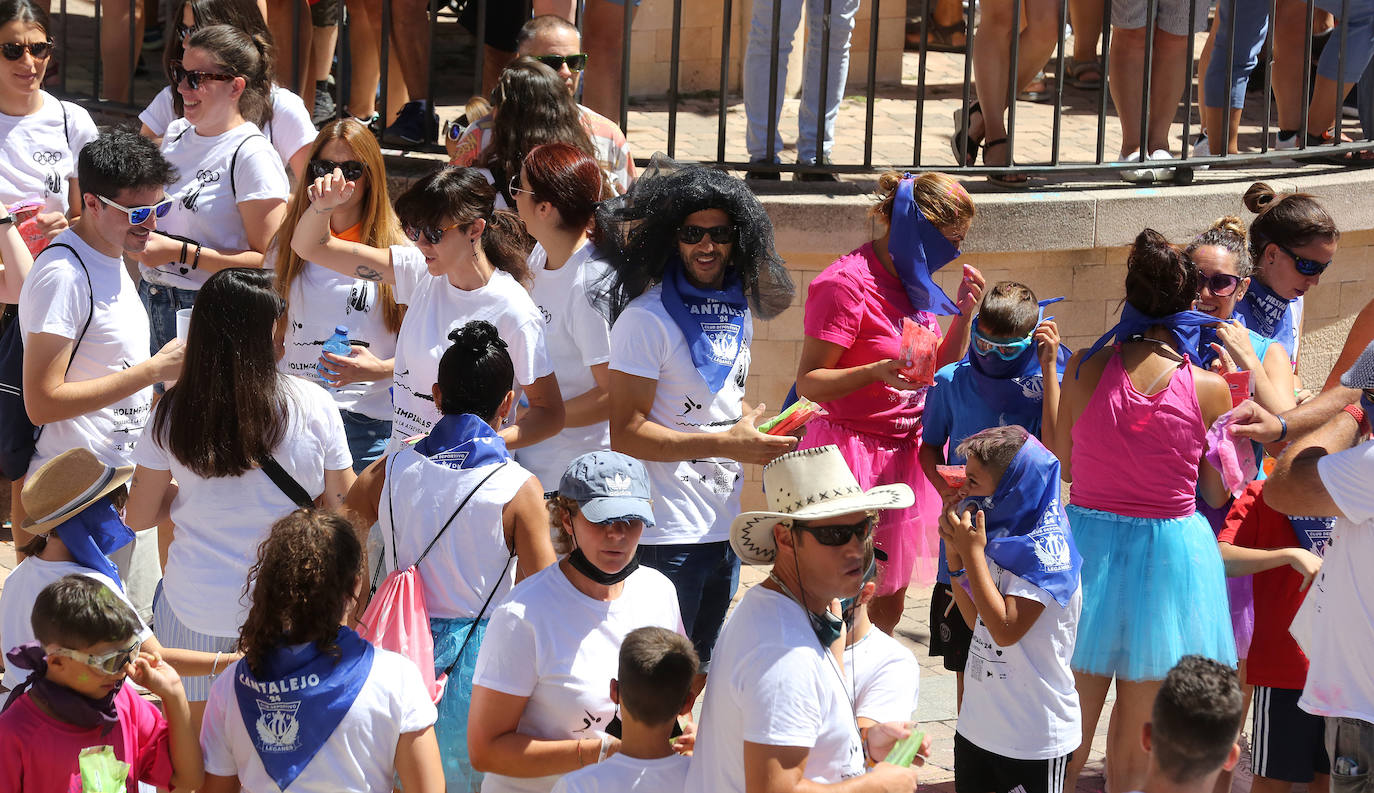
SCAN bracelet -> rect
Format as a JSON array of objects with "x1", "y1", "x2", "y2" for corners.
[
  {"x1": 576, "y1": 738, "x2": 585, "y2": 768},
  {"x1": 598, "y1": 734, "x2": 611, "y2": 763},
  {"x1": 1342, "y1": 404, "x2": 1371, "y2": 437},
  {"x1": 311, "y1": 205, "x2": 334, "y2": 215},
  {"x1": 192, "y1": 244, "x2": 201, "y2": 270},
  {"x1": 1275, "y1": 415, "x2": 1288, "y2": 443},
  {"x1": 948, "y1": 567, "x2": 967, "y2": 578},
  {"x1": 178, "y1": 240, "x2": 187, "y2": 266},
  {"x1": 210, "y1": 650, "x2": 222, "y2": 678}
]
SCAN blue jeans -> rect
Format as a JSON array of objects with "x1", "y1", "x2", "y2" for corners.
[
  {"x1": 1203, "y1": 0, "x2": 1269, "y2": 109},
  {"x1": 341, "y1": 409, "x2": 390, "y2": 473},
  {"x1": 137, "y1": 279, "x2": 199, "y2": 355},
  {"x1": 636, "y1": 540, "x2": 740, "y2": 672},
  {"x1": 743, "y1": 0, "x2": 861, "y2": 162}
]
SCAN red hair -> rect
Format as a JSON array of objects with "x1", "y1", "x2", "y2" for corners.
[{"x1": 522, "y1": 142, "x2": 602, "y2": 231}]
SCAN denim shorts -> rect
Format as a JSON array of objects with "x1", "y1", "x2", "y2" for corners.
[
  {"x1": 341, "y1": 409, "x2": 391, "y2": 473},
  {"x1": 137, "y1": 278, "x2": 199, "y2": 355}
]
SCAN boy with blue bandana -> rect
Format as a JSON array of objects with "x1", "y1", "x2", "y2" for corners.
[{"x1": 940, "y1": 426, "x2": 1082, "y2": 793}]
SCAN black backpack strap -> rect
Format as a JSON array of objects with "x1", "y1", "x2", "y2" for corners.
[
  {"x1": 260, "y1": 454, "x2": 313, "y2": 508},
  {"x1": 414, "y1": 461, "x2": 508, "y2": 566},
  {"x1": 59, "y1": 99, "x2": 69, "y2": 147},
  {"x1": 442, "y1": 548, "x2": 514, "y2": 680},
  {"x1": 228, "y1": 133, "x2": 265, "y2": 199},
  {"x1": 26, "y1": 243, "x2": 92, "y2": 447}
]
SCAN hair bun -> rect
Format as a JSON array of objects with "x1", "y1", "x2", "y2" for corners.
[
  {"x1": 1209, "y1": 215, "x2": 1247, "y2": 242},
  {"x1": 447, "y1": 320, "x2": 507, "y2": 353},
  {"x1": 1243, "y1": 182, "x2": 1278, "y2": 214}
]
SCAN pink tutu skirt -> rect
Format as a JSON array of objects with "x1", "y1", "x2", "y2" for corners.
[{"x1": 800, "y1": 417, "x2": 940, "y2": 595}]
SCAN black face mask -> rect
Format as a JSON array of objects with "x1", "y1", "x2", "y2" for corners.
[{"x1": 568, "y1": 547, "x2": 639, "y2": 586}]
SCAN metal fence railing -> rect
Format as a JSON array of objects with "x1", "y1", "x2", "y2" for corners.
[{"x1": 47, "y1": 0, "x2": 1374, "y2": 183}]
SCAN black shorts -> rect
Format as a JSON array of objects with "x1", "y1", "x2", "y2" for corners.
[
  {"x1": 458, "y1": 0, "x2": 528, "y2": 53},
  {"x1": 310, "y1": 0, "x2": 339, "y2": 28},
  {"x1": 1252, "y1": 686, "x2": 1330, "y2": 782},
  {"x1": 929, "y1": 582, "x2": 973, "y2": 672},
  {"x1": 955, "y1": 732, "x2": 1071, "y2": 793}
]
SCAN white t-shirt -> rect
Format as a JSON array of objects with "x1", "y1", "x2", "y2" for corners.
[
  {"x1": 0, "y1": 558, "x2": 151, "y2": 691},
  {"x1": 388, "y1": 246, "x2": 553, "y2": 443},
  {"x1": 201, "y1": 647, "x2": 437, "y2": 792},
  {"x1": 551, "y1": 753, "x2": 690, "y2": 793},
  {"x1": 686, "y1": 586, "x2": 864, "y2": 793},
  {"x1": 608, "y1": 285, "x2": 749, "y2": 545},
  {"x1": 139, "y1": 84, "x2": 315, "y2": 173},
  {"x1": 1300, "y1": 441, "x2": 1374, "y2": 722},
  {"x1": 378, "y1": 452, "x2": 531, "y2": 619},
  {"x1": 132, "y1": 376, "x2": 351, "y2": 637},
  {"x1": 18, "y1": 229, "x2": 153, "y2": 472},
  {"x1": 0, "y1": 92, "x2": 97, "y2": 215},
  {"x1": 849, "y1": 627, "x2": 920, "y2": 725},
  {"x1": 515, "y1": 242, "x2": 612, "y2": 487},
  {"x1": 280, "y1": 260, "x2": 398, "y2": 420},
  {"x1": 472, "y1": 564, "x2": 683, "y2": 793},
  {"x1": 144, "y1": 119, "x2": 289, "y2": 289},
  {"x1": 956, "y1": 559, "x2": 1082, "y2": 760}
]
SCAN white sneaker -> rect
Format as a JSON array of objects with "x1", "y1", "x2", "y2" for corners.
[
  {"x1": 1147, "y1": 149, "x2": 1179, "y2": 181},
  {"x1": 1193, "y1": 134, "x2": 1211, "y2": 157},
  {"x1": 1276, "y1": 131, "x2": 1299, "y2": 150},
  {"x1": 1119, "y1": 150, "x2": 1151, "y2": 182}
]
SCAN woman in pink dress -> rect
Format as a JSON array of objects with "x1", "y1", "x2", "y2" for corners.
[{"x1": 795, "y1": 171, "x2": 984, "y2": 633}]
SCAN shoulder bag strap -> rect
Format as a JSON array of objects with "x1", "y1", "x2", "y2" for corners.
[
  {"x1": 31, "y1": 244, "x2": 94, "y2": 445},
  {"x1": 228, "y1": 133, "x2": 265, "y2": 199},
  {"x1": 60, "y1": 99, "x2": 70, "y2": 146},
  {"x1": 260, "y1": 454, "x2": 314, "y2": 508}
]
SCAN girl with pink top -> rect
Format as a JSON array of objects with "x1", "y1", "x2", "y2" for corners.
[
  {"x1": 795, "y1": 171, "x2": 985, "y2": 634},
  {"x1": 1055, "y1": 229, "x2": 1236, "y2": 793}
]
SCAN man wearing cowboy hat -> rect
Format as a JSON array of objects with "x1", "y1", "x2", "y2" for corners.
[{"x1": 685, "y1": 445, "x2": 924, "y2": 793}]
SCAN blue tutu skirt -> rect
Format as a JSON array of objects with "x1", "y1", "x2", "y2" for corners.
[
  {"x1": 1068, "y1": 505, "x2": 1237, "y2": 681},
  {"x1": 432, "y1": 616, "x2": 488, "y2": 793}
]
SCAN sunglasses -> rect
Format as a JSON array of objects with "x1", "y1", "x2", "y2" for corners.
[
  {"x1": 98, "y1": 194, "x2": 174, "y2": 225},
  {"x1": 794, "y1": 515, "x2": 875, "y2": 547},
  {"x1": 1196, "y1": 270, "x2": 1243, "y2": 297},
  {"x1": 404, "y1": 221, "x2": 465, "y2": 245},
  {"x1": 677, "y1": 225, "x2": 735, "y2": 245},
  {"x1": 972, "y1": 324, "x2": 1034, "y2": 360},
  {"x1": 309, "y1": 159, "x2": 365, "y2": 181},
  {"x1": 176, "y1": 21, "x2": 197, "y2": 40},
  {"x1": 531, "y1": 53, "x2": 588, "y2": 72},
  {"x1": 1275, "y1": 242, "x2": 1331, "y2": 277},
  {"x1": 1, "y1": 40, "x2": 53, "y2": 60},
  {"x1": 508, "y1": 172, "x2": 535, "y2": 198},
  {"x1": 48, "y1": 639, "x2": 143, "y2": 675},
  {"x1": 170, "y1": 60, "x2": 235, "y2": 90}
]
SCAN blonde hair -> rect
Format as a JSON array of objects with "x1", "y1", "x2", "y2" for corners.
[
  {"x1": 547, "y1": 494, "x2": 578, "y2": 555},
  {"x1": 870, "y1": 171, "x2": 975, "y2": 229},
  {"x1": 1186, "y1": 216, "x2": 1253, "y2": 278}
]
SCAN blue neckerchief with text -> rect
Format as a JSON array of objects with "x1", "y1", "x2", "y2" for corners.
[
  {"x1": 1077, "y1": 302, "x2": 1217, "y2": 374},
  {"x1": 961, "y1": 436, "x2": 1081, "y2": 606},
  {"x1": 413, "y1": 413, "x2": 510, "y2": 470},
  {"x1": 54, "y1": 498, "x2": 134, "y2": 591},
  {"x1": 1290, "y1": 515, "x2": 1335, "y2": 557},
  {"x1": 234, "y1": 627, "x2": 375, "y2": 790},
  {"x1": 887, "y1": 177, "x2": 962, "y2": 315},
  {"x1": 1234, "y1": 279, "x2": 1298, "y2": 359},
  {"x1": 660, "y1": 258, "x2": 749, "y2": 391}
]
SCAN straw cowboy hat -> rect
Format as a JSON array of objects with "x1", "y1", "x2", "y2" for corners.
[
  {"x1": 21, "y1": 448, "x2": 134, "y2": 535},
  {"x1": 729, "y1": 445, "x2": 914, "y2": 565}
]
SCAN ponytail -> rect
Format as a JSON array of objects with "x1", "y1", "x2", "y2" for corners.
[
  {"x1": 186, "y1": 24, "x2": 275, "y2": 129},
  {"x1": 481, "y1": 210, "x2": 534, "y2": 287},
  {"x1": 395, "y1": 166, "x2": 535, "y2": 285}
]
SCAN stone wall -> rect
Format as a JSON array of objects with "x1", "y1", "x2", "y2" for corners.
[{"x1": 737, "y1": 173, "x2": 1374, "y2": 509}]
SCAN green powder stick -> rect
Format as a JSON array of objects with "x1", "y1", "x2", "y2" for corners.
[{"x1": 882, "y1": 730, "x2": 926, "y2": 767}]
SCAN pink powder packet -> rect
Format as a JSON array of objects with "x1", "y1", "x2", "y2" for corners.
[
  {"x1": 1223, "y1": 371, "x2": 1252, "y2": 408},
  {"x1": 1205, "y1": 409, "x2": 1258, "y2": 498},
  {"x1": 8, "y1": 203, "x2": 45, "y2": 257},
  {"x1": 898, "y1": 317, "x2": 938, "y2": 386}
]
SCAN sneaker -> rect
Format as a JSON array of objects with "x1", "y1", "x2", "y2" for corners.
[
  {"x1": 1146, "y1": 149, "x2": 1178, "y2": 181},
  {"x1": 1119, "y1": 150, "x2": 1151, "y2": 183},
  {"x1": 312, "y1": 80, "x2": 336, "y2": 126},
  {"x1": 1276, "y1": 130, "x2": 1299, "y2": 150},
  {"x1": 795, "y1": 155, "x2": 841, "y2": 182},
  {"x1": 354, "y1": 112, "x2": 381, "y2": 132},
  {"x1": 744, "y1": 159, "x2": 780, "y2": 181},
  {"x1": 1192, "y1": 134, "x2": 1210, "y2": 158},
  {"x1": 383, "y1": 100, "x2": 439, "y2": 145}
]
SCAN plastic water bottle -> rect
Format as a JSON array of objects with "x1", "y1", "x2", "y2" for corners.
[{"x1": 317, "y1": 326, "x2": 351, "y2": 388}]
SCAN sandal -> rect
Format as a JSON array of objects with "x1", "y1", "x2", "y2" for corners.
[
  {"x1": 1066, "y1": 57, "x2": 1103, "y2": 90},
  {"x1": 1299, "y1": 132, "x2": 1374, "y2": 164},
  {"x1": 1018, "y1": 71, "x2": 1053, "y2": 102},
  {"x1": 950, "y1": 101, "x2": 983, "y2": 167},
  {"x1": 907, "y1": 20, "x2": 967, "y2": 53},
  {"x1": 982, "y1": 139, "x2": 1029, "y2": 187}
]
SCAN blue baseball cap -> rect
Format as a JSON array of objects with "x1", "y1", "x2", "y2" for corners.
[{"x1": 558, "y1": 451, "x2": 656, "y2": 527}]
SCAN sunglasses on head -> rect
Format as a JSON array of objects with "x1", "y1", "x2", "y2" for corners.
[
  {"x1": 1275, "y1": 242, "x2": 1331, "y2": 277},
  {"x1": 170, "y1": 60, "x2": 235, "y2": 90},
  {"x1": 677, "y1": 225, "x2": 734, "y2": 245},
  {"x1": 403, "y1": 221, "x2": 465, "y2": 245},
  {"x1": 47, "y1": 639, "x2": 142, "y2": 675},
  {"x1": 98, "y1": 194, "x2": 174, "y2": 225},
  {"x1": 1196, "y1": 270, "x2": 1243, "y2": 297},
  {"x1": 794, "y1": 515, "x2": 875, "y2": 547},
  {"x1": 308, "y1": 159, "x2": 365, "y2": 181},
  {"x1": 1, "y1": 40, "x2": 53, "y2": 60},
  {"x1": 531, "y1": 53, "x2": 588, "y2": 72}
]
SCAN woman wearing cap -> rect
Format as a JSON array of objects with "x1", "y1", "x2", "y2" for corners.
[
  {"x1": 0, "y1": 448, "x2": 237, "y2": 691},
  {"x1": 346, "y1": 320, "x2": 556, "y2": 793},
  {"x1": 795, "y1": 171, "x2": 985, "y2": 633},
  {"x1": 467, "y1": 450, "x2": 684, "y2": 793}
]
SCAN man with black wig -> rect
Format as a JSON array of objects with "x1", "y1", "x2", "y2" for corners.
[{"x1": 598, "y1": 162, "x2": 797, "y2": 686}]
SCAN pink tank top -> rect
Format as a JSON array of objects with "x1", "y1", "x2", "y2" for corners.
[{"x1": 1070, "y1": 348, "x2": 1206, "y2": 519}]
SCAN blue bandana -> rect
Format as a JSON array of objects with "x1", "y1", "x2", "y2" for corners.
[
  {"x1": 1290, "y1": 515, "x2": 1335, "y2": 557},
  {"x1": 234, "y1": 627, "x2": 375, "y2": 790},
  {"x1": 53, "y1": 498, "x2": 134, "y2": 591},
  {"x1": 887, "y1": 176, "x2": 962, "y2": 316},
  {"x1": 1077, "y1": 302, "x2": 1218, "y2": 375},
  {"x1": 962, "y1": 437, "x2": 1081, "y2": 606},
  {"x1": 660, "y1": 257, "x2": 749, "y2": 391},
  {"x1": 1234, "y1": 280, "x2": 1298, "y2": 359},
  {"x1": 967, "y1": 299, "x2": 1069, "y2": 413},
  {"x1": 413, "y1": 413, "x2": 510, "y2": 470}
]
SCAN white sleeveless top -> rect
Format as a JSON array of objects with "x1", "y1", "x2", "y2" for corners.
[{"x1": 378, "y1": 450, "x2": 533, "y2": 619}]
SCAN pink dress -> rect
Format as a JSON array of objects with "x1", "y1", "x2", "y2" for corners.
[{"x1": 801, "y1": 243, "x2": 943, "y2": 594}]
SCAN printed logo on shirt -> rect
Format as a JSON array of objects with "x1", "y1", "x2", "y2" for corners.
[
  {"x1": 968, "y1": 633, "x2": 1009, "y2": 680},
  {"x1": 181, "y1": 169, "x2": 221, "y2": 213},
  {"x1": 574, "y1": 710, "x2": 603, "y2": 733},
  {"x1": 538, "y1": 304, "x2": 552, "y2": 324},
  {"x1": 347, "y1": 282, "x2": 375, "y2": 315},
  {"x1": 33, "y1": 150, "x2": 63, "y2": 194}
]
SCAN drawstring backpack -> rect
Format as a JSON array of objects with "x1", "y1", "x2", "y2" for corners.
[{"x1": 357, "y1": 457, "x2": 510, "y2": 704}]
